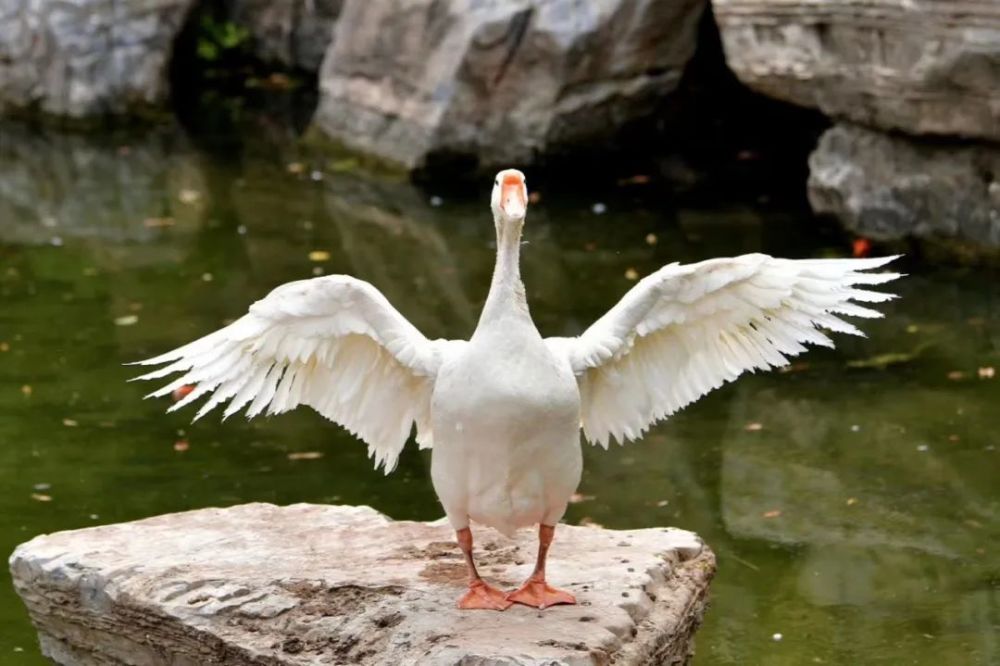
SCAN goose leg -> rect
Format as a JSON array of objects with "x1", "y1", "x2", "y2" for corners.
[
  {"x1": 507, "y1": 524, "x2": 577, "y2": 609},
  {"x1": 455, "y1": 527, "x2": 512, "y2": 611}
]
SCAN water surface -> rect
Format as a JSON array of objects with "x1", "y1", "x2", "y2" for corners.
[{"x1": 0, "y1": 118, "x2": 997, "y2": 664}]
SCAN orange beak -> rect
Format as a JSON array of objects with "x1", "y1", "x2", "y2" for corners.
[{"x1": 500, "y1": 173, "x2": 527, "y2": 219}]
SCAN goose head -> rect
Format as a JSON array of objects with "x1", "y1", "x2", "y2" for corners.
[{"x1": 491, "y1": 169, "x2": 528, "y2": 229}]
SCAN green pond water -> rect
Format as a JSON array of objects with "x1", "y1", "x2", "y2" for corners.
[{"x1": 0, "y1": 117, "x2": 998, "y2": 665}]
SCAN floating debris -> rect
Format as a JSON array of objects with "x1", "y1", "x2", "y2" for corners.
[
  {"x1": 847, "y1": 345, "x2": 928, "y2": 370},
  {"x1": 178, "y1": 189, "x2": 201, "y2": 204},
  {"x1": 62, "y1": 418, "x2": 78, "y2": 427},
  {"x1": 172, "y1": 385, "x2": 195, "y2": 402},
  {"x1": 310, "y1": 170, "x2": 324, "y2": 182},
  {"x1": 286, "y1": 162, "x2": 305, "y2": 175},
  {"x1": 578, "y1": 517, "x2": 604, "y2": 528},
  {"x1": 730, "y1": 554, "x2": 760, "y2": 571},
  {"x1": 656, "y1": 499, "x2": 669, "y2": 507},
  {"x1": 173, "y1": 440, "x2": 190, "y2": 453},
  {"x1": 916, "y1": 444, "x2": 929, "y2": 452},
  {"x1": 201, "y1": 273, "x2": 213, "y2": 282},
  {"x1": 312, "y1": 266, "x2": 324, "y2": 276},
  {"x1": 978, "y1": 366, "x2": 995, "y2": 379},
  {"x1": 114, "y1": 315, "x2": 138, "y2": 327},
  {"x1": 846, "y1": 497, "x2": 858, "y2": 506},
  {"x1": 772, "y1": 633, "x2": 783, "y2": 642},
  {"x1": 429, "y1": 196, "x2": 443, "y2": 207},
  {"x1": 852, "y1": 238, "x2": 872, "y2": 258},
  {"x1": 287, "y1": 451, "x2": 323, "y2": 461},
  {"x1": 947, "y1": 371, "x2": 966, "y2": 381},
  {"x1": 33, "y1": 483, "x2": 51, "y2": 491},
  {"x1": 591, "y1": 202, "x2": 607, "y2": 215},
  {"x1": 744, "y1": 422, "x2": 763, "y2": 432},
  {"x1": 0, "y1": 342, "x2": 8, "y2": 352},
  {"x1": 624, "y1": 268, "x2": 640, "y2": 281},
  {"x1": 762, "y1": 509, "x2": 782, "y2": 518},
  {"x1": 31, "y1": 493, "x2": 52, "y2": 502},
  {"x1": 143, "y1": 217, "x2": 175, "y2": 228},
  {"x1": 20, "y1": 385, "x2": 32, "y2": 397},
  {"x1": 528, "y1": 191, "x2": 542, "y2": 204},
  {"x1": 569, "y1": 493, "x2": 595, "y2": 504},
  {"x1": 645, "y1": 233, "x2": 658, "y2": 246},
  {"x1": 308, "y1": 250, "x2": 331, "y2": 262}
]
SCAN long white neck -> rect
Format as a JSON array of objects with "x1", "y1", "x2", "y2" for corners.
[{"x1": 478, "y1": 216, "x2": 529, "y2": 326}]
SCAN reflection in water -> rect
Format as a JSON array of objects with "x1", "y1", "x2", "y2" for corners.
[
  {"x1": 0, "y1": 118, "x2": 998, "y2": 666},
  {"x1": 0, "y1": 123, "x2": 206, "y2": 249}
]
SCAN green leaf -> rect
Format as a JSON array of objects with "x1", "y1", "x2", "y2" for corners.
[{"x1": 196, "y1": 39, "x2": 219, "y2": 62}]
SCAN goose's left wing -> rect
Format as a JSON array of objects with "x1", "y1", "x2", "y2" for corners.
[
  {"x1": 130, "y1": 275, "x2": 464, "y2": 472},
  {"x1": 546, "y1": 254, "x2": 901, "y2": 448}
]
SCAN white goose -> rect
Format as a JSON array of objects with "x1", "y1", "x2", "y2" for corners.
[{"x1": 133, "y1": 169, "x2": 900, "y2": 611}]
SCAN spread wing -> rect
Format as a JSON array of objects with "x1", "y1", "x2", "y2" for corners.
[
  {"x1": 130, "y1": 275, "x2": 464, "y2": 472},
  {"x1": 546, "y1": 254, "x2": 901, "y2": 447}
]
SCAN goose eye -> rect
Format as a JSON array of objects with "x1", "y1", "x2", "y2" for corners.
[{"x1": 494, "y1": 179, "x2": 499, "y2": 186}]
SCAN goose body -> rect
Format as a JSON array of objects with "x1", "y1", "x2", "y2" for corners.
[
  {"x1": 133, "y1": 168, "x2": 901, "y2": 610},
  {"x1": 431, "y1": 290, "x2": 581, "y2": 537}
]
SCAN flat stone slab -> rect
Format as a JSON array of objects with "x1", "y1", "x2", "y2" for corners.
[{"x1": 9, "y1": 503, "x2": 715, "y2": 665}]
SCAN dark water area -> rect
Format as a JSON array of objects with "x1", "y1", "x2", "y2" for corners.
[{"x1": 0, "y1": 107, "x2": 998, "y2": 665}]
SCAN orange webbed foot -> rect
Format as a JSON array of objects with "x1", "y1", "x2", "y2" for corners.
[
  {"x1": 458, "y1": 579, "x2": 513, "y2": 611},
  {"x1": 506, "y1": 579, "x2": 577, "y2": 609}
]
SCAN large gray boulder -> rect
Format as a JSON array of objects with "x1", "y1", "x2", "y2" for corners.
[
  {"x1": 808, "y1": 123, "x2": 1000, "y2": 256},
  {"x1": 231, "y1": 0, "x2": 343, "y2": 71},
  {"x1": 712, "y1": 0, "x2": 1000, "y2": 141},
  {"x1": 311, "y1": 0, "x2": 707, "y2": 170},
  {"x1": 10, "y1": 503, "x2": 715, "y2": 665},
  {"x1": 0, "y1": 0, "x2": 196, "y2": 119}
]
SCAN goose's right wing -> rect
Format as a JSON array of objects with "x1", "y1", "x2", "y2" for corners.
[{"x1": 131, "y1": 275, "x2": 464, "y2": 472}]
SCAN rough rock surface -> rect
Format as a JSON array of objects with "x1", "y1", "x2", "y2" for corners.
[
  {"x1": 808, "y1": 123, "x2": 1000, "y2": 255},
  {"x1": 0, "y1": 0, "x2": 196, "y2": 118},
  {"x1": 231, "y1": 0, "x2": 343, "y2": 71},
  {"x1": 10, "y1": 503, "x2": 715, "y2": 666},
  {"x1": 312, "y1": 0, "x2": 707, "y2": 170},
  {"x1": 712, "y1": 0, "x2": 1000, "y2": 141}
]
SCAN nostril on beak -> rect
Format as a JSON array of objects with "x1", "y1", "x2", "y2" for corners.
[{"x1": 503, "y1": 197, "x2": 525, "y2": 218}]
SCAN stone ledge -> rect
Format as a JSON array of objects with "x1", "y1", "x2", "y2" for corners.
[{"x1": 9, "y1": 503, "x2": 715, "y2": 665}]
